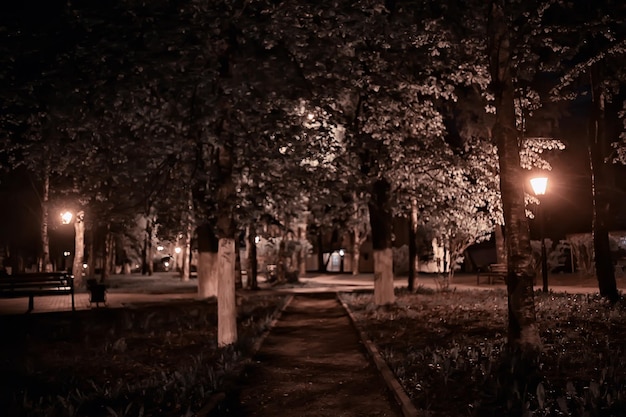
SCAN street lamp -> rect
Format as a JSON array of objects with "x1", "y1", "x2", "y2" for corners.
[
  {"x1": 61, "y1": 211, "x2": 73, "y2": 225},
  {"x1": 530, "y1": 176, "x2": 549, "y2": 292}
]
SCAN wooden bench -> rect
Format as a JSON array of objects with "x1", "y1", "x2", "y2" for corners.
[
  {"x1": 0, "y1": 272, "x2": 75, "y2": 312},
  {"x1": 476, "y1": 263, "x2": 507, "y2": 285}
]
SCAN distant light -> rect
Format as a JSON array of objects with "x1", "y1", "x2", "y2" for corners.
[
  {"x1": 157, "y1": 245, "x2": 164, "y2": 251},
  {"x1": 61, "y1": 211, "x2": 73, "y2": 224},
  {"x1": 174, "y1": 247, "x2": 182, "y2": 254},
  {"x1": 83, "y1": 263, "x2": 88, "y2": 269},
  {"x1": 63, "y1": 251, "x2": 71, "y2": 257},
  {"x1": 164, "y1": 261, "x2": 169, "y2": 268},
  {"x1": 339, "y1": 249, "x2": 345, "y2": 257},
  {"x1": 530, "y1": 177, "x2": 548, "y2": 196},
  {"x1": 255, "y1": 236, "x2": 261, "y2": 244}
]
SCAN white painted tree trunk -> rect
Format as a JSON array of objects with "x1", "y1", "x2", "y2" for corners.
[
  {"x1": 373, "y1": 248, "x2": 394, "y2": 305},
  {"x1": 197, "y1": 251, "x2": 218, "y2": 298},
  {"x1": 217, "y1": 238, "x2": 237, "y2": 347}
]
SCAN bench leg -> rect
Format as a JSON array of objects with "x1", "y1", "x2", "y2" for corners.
[{"x1": 27, "y1": 295, "x2": 34, "y2": 312}]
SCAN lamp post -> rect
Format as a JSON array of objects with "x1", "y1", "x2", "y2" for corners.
[
  {"x1": 530, "y1": 176, "x2": 549, "y2": 292},
  {"x1": 339, "y1": 249, "x2": 345, "y2": 273},
  {"x1": 61, "y1": 210, "x2": 85, "y2": 287}
]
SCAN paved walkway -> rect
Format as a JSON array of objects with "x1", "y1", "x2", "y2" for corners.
[
  {"x1": 0, "y1": 289, "x2": 197, "y2": 315},
  {"x1": 0, "y1": 271, "x2": 615, "y2": 315},
  {"x1": 223, "y1": 294, "x2": 402, "y2": 417}
]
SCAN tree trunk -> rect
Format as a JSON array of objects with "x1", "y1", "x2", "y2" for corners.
[
  {"x1": 217, "y1": 238, "x2": 237, "y2": 347},
  {"x1": 141, "y1": 237, "x2": 147, "y2": 275},
  {"x1": 179, "y1": 189, "x2": 193, "y2": 282},
  {"x1": 297, "y1": 221, "x2": 307, "y2": 276},
  {"x1": 235, "y1": 238, "x2": 243, "y2": 289},
  {"x1": 351, "y1": 199, "x2": 360, "y2": 275},
  {"x1": 351, "y1": 199, "x2": 370, "y2": 276},
  {"x1": 142, "y1": 218, "x2": 154, "y2": 276},
  {"x1": 72, "y1": 211, "x2": 85, "y2": 288},
  {"x1": 196, "y1": 224, "x2": 219, "y2": 298},
  {"x1": 247, "y1": 225, "x2": 258, "y2": 289},
  {"x1": 352, "y1": 234, "x2": 361, "y2": 275},
  {"x1": 588, "y1": 65, "x2": 618, "y2": 301},
  {"x1": 368, "y1": 179, "x2": 395, "y2": 305},
  {"x1": 488, "y1": 1, "x2": 541, "y2": 351},
  {"x1": 277, "y1": 238, "x2": 286, "y2": 283},
  {"x1": 317, "y1": 231, "x2": 326, "y2": 273},
  {"x1": 180, "y1": 218, "x2": 192, "y2": 282},
  {"x1": 408, "y1": 197, "x2": 419, "y2": 291},
  {"x1": 110, "y1": 232, "x2": 117, "y2": 275},
  {"x1": 87, "y1": 226, "x2": 96, "y2": 279},
  {"x1": 101, "y1": 223, "x2": 111, "y2": 282},
  {"x1": 215, "y1": 143, "x2": 238, "y2": 347},
  {"x1": 495, "y1": 224, "x2": 507, "y2": 265},
  {"x1": 39, "y1": 170, "x2": 51, "y2": 272},
  {"x1": 198, "y1": 252, "x2": 218, "y2": 298}
]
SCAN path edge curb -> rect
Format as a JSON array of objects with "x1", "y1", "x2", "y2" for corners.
[
  {"x1": 250, "y1": 294, "x2": 295, "y2": 354},
  {"x1": 339, "y1": 295, "x2": 420, "y2": 417}
]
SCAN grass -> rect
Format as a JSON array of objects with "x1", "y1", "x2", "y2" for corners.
[
  {"x1": 0, "y1": 276, "x2": 288, "y2": 417},
  {"x1": 341, "y1": 286, "x2": 626, "y2": 417}
]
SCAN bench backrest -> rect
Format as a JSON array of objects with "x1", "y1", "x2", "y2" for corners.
[
  {"x1": 0, "y1": 272, "x2": 74, "y2": 290},
  {"x1": 489, "y1": 264, "x2": 507, "y2": 273}
]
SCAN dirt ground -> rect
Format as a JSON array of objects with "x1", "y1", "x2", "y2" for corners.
[{"x1": 217, "y1": 293, "x2": 402, "y2": 417}]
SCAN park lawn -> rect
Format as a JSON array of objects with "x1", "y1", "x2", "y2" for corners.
[
  {"x1": 0, "y1": 293, "x2": 288, "y2": 417},
  {"x1": 342, "y1": 287, "x2": 626, "y2": 417}
]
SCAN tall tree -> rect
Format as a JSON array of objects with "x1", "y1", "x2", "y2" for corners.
[{"x1": 488, "y1": 1, "x2": 541, "y2": 351}]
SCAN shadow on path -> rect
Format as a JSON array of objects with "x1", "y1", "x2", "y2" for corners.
[{"x1": 219, "y1": 293, "x2": 401, "y2": 417}]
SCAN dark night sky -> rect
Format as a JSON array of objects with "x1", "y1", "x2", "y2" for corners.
[{"x1": 535, "y1": 100, "x2": 626, "y2": 241}]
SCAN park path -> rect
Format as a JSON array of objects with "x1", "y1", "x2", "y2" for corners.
[{"x1": 224, "y1": 293, "x2": 401, "y2": 417}]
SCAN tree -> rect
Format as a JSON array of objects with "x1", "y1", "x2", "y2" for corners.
[
  {"x1": 487, "y1": 0, "x2": 541, "y2": 351},
  {"x1": 548, "y1": 0, "x2": 626, "y2": 301},
  {"x1": 422, "y1": 168, "x2": 497, "y2": 282}
]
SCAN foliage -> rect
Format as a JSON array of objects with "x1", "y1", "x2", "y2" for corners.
[{"x1": 1, "y1": 0, "x2": 569, "y2": 262}]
